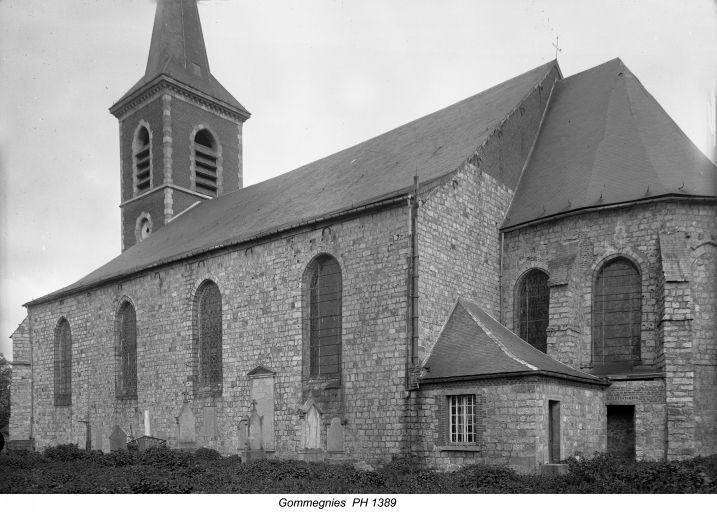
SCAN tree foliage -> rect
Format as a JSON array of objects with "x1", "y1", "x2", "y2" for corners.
[{"x1": 0, "y1": 353, "x2": 11, "y2": 428}]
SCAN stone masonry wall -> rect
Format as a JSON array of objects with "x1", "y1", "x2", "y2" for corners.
[
  {"x1": 417, "y1": 65, "x2": 560, "y2": 361},
  {"x1": 24, "y1": 205, "x2": 411, "y2": 463},
  {"x1": 9, "y1": 317, "x2": 32, "y2": 442},
  {"x1": 606, "y1": 379, "x2": 666, "y2": 460},
  {"x1": 691, "y1": 243, "x2": 717, "y2": 456},
  {"x1": 418, "y1": 376, "x2": 605, "y2": 473}
]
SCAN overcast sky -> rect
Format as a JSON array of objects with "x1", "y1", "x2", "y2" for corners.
[{"x1": 1, "y1": 0, "x2": 715, "y2": 360}]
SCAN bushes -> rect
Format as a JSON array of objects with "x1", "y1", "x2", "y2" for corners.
[{"x1": 1, "y1": 447, "x2": 716, "y2": 493}]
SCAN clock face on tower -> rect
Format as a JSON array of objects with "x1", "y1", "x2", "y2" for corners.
[{"x1": 134, "y1": 213, "x2": 153, "y2": 244}]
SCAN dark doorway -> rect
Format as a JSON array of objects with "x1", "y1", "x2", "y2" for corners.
[
  {"x1": 548, "y1": 401, "x2": 561, "y2": 463},
  {"x1": 607, "y1": 405, "x2": 635, "y2": 459}
]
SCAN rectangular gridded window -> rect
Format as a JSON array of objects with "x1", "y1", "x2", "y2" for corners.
[{"x1": 449, "y1": 395, "x2": 475, "y2": 444}]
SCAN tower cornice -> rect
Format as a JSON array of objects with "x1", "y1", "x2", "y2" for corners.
[{"x1": 109, "y1": 74, "x2": 251, "y2": 123}]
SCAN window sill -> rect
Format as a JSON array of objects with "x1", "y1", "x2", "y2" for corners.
[{"x1": 438, "y1": 445, "x2": 481, "y2": 452}]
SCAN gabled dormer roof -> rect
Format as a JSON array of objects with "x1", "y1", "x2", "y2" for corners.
[
  {"x1": 422, "y1": 299, "x2": 604, "y2": 384},
  {"x1": 503, "y1": 58, "x2": 717, "y2": 230},
  {"x1": 110, "y1": 0, "x2": 249, "y2": 118}
]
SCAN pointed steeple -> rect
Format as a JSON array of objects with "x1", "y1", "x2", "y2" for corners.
[{"x1": 111, "y1": 0, "x2": 249, "y2": 119}]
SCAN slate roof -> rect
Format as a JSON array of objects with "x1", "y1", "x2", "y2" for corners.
[
  {"x1": 30, "y1": 61, "x2": 557, "y2": 304},
  {"x1": 111, "y1": 0, "x2": 248, "y2": 116},
  {"x1": 422, "y1": 299, "x2": 604, "y2": 384},
  {"x1": 503, "y1": 58, "x2": 717, "y2": 229}
]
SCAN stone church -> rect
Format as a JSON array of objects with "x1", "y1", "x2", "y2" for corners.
[{"x1": 9, "y1": 0, "x2": 717, "y2": 471}]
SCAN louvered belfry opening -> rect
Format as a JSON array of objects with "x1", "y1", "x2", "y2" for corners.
[
  {"x1": 309, "y1": 256, "x2": 342, "y2": 377},
  {"x1": 54, "y1": 319, "x2": 72, "y2": 406},
  {"x1": 194, "y1": 130, "x2": 218, "y2": 197},
  {"x1": 517, "y1": 270, "x2": 550, "y2": 353},
  {"x1": 116, "y1": 302, "x2": 137, "y2": 398},
  {"x1": 134, "y1": 126, "x2": 151, "y2": 194},
  {"x1": 198, "y1": 281, "x2": 222, "y2": 394},
  {"x1": 592, "y1": 258, "x2": 641, "y2": 371}
]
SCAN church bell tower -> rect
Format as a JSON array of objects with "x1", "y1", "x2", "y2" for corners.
[{"x1": 110, "y1": 0, "x2": 250, "y2": 251}]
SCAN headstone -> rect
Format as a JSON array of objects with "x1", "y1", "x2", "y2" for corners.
[
  {"x1": 247, "y1": 402, "x2": 263, "y2": 450},
  {"x1": 109, "y1": 425, "x2": 127, "y2": 452},
  {"x1": 327, "y1": 417, "x2": 344, "y2": 452},
  {"x1": 144, "y1": 409, "x2": 152, "y2": 437},
  {"x1": 305, "y1": 404, "x2": 321, "y2": 450},
  {"x1": 94, "y1": 425, "x2": 105, "y2": 452},
  {"x1": 237, "y1": 419, "x2": 248, "y2": 452},
  {"x1": 248, "y1": 366, "x2": 276, "y2": 450},
  {"x1": 203, "y1": 406, "x2": 217, "y2": 437},
  {"x1": 177, "y1": 402, "x2": 197, "y2": 449}
]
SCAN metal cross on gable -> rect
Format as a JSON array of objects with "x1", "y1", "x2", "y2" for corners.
[{"x1": 552, "y1": 36, "x2": 562, "y2": 60}]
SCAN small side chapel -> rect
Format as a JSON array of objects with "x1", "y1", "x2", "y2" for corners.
[{"x1": 9, "y1": 0, "x2": 717, "y2": 472}]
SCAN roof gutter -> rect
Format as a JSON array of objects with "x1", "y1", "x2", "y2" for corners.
[
  {"x1": 501, "y1": 194, "x2": 717, "y2": 233},
  {"x1": 25, "y1": 192, "x2": 411, "y2": 307},
  {"x1": 421, "y1": 369, "x2": 610, "y2": 386}
]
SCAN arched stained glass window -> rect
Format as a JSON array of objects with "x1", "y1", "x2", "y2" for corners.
[
  {"x1": 54, "y1": 318, "x2": 72, "y2": 406},
  {"x1": 516, "y1": 270, "x2": 550, "y2": 353},
  {"x1": 198, "y1": 282, "x2": 222, "y2": 392},
  {"x1": 309, "y1": 255, "x2": 342, "y2": 377},
  {"x1": 116, "y1": 302, "x2": 137, "y2": 398},
  {"x1": 592, "y1": 258, "x2": 641, "y2": 370}
]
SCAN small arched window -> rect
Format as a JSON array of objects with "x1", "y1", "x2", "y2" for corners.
[
  {"x1": 116, "y1": 302, "x2": 137, "y2": 398},
  {"x1": 197, "y1": 281, "x2": 222, "y2": 394},
  {"x1": 54, "y1": 318, "x2": 72, "y2": 406},
  {"x1": 133, "y1": 125, "x2": 151, "y2": 195},
  {"x1": 592, "y1": 258, "x2": 641, "y2": 371},
  {"x1": 516, "y1": 270, "x2": 550, "y2": 353},
  {"x1": 309, "y1": 255, "x2": 342, "y2": 377},
  {"x1": 193, "y1": 129, "x2": 218, "y2": 197}
]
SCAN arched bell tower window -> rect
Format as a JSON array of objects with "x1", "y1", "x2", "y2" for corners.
[
  {"x1": 54, "y1": 318, "x2": 72, "y2": 406},
  {"x1": 116, "y1": 301, "x2": 137, "y2": 399},
  {"x1": 307, "y1": 255, "x2": 342, "y2": 377},
  {"x1": 192, "y1": 129, "x2": 219, "y2": 197},
  {"x1": 516, "y1": 269, "x2": 550, "y2": 353},
  {"x1": 592, "y1": 258, "x2": 641, "y2": 371},
  {"x1": 133, "y1": 123, "x2": 152, "y2": 195},
  {"x1": 194, "y1": 280, "x2": 223, "y2": 396}
]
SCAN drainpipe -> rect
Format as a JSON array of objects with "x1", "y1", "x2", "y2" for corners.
[
  {"x1": 411, "y1": 176, "x2": 420, "y2": 368},
  {"x1": 499, "y1": 232, "x2": 504, "y2": 323}
]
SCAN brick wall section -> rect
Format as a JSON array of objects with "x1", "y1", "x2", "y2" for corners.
[
  {"x1": 606, "y1": 380, "x2": 666, "y2": 460},
  {"x1": 10, "y1": 317, "x2": 32, "y2": 442},
  {"x1": 170, "y1": 98, "x2": 241, "y2": 194},
  {"x1": 691, "y1": 244, "x2": 717, "y2": 456},
  {"x1": 24, "y1": 206, "x2": 411, "y2": 463},
  {"x1": 417, "y1": 67, "x2": 559, "y2": 360},
  {"x1": 418, "y1": 376, "x2": 605, "y2": 473}
]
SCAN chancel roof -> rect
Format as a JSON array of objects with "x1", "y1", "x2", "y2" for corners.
[
  {"x1": 503, "y1": 58, "x2": 717, "y2": 229},
  {"x1": 31, "y1": 61, "x2": 556, "y2": 304},
  {"x1": 422, "y1": 299, "x2": 603, "y2": 383},
  {"x1": 111, "y1": 0, "x2": 248, "y2": 115}
]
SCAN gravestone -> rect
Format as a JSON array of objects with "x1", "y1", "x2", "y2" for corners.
[
  {"x1": 245, "y1": 401, "x2": 266, "y2": 461},
  {"x1": 237, "y1": 419, "x2": 248, "y2": 453},
  {"x1": 176, "y1": 402, "x2": 198, "y2": 451},
  {"x1": 203, "y1": 406, "x2": 217, "y2": 437},
  {"x1": 109, "y1": 425, "x2": 127, "y2": 452},
  {"x1": 248, "y1": 365, "x2": 276, "y2": 451},
  {"x1": 305, "y1": 404, "x2": 321, "y2": 450},
  {"x1": 327, "y1": 417, "x2": 344, "y2": 452},
  {"x1": 94, "y1": 425, "x2": 105, "y2": 452}
]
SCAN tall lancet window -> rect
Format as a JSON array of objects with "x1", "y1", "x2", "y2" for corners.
[
  {"x1": 133, "y1": 124, "x2": 152, "y2": 195},
  {"x1": 193, "y1": 129, "x2": 219, "y2": 197},
  {"x1": 197, "y1": 281, "x2": 223, "y2": 394},
  {"x1": 309, "y1": 255, "x2": 342, "y2": 377},
  {"x1": 116, "y1": 302, "x2": 138, "y2": 398},
  {"x1": 54, "y1": 318, "x2": 72, "y2": 406},
  {"x1": 592, "y1": 258, "x2": 641, "y2": 370},
  {"x1": 516, "y1": 270, "x2": 550, "y2": 353}
]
